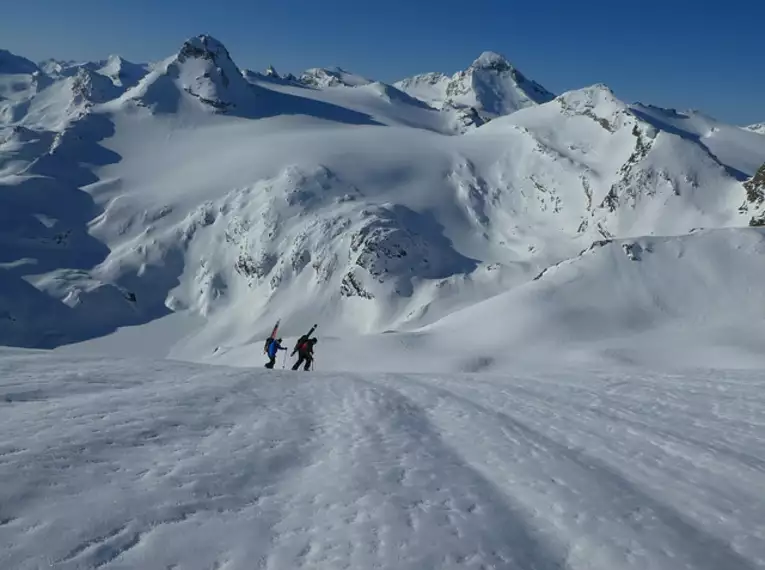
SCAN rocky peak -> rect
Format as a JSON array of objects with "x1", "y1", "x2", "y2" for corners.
[{"x1": 177, "y1": 35, "x2": 234, "y2": 66}]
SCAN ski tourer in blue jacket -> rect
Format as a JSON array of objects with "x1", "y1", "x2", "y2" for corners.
[{"x1": 265, "y1": 338, "x2": 286, "y2": 369}]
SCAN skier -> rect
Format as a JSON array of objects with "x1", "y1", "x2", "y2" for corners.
[
  {"x1": 265, "y1": 337, "x2": 286, "y2": 369},
  {"x1": 291, "y1": 337, "x2": 317, "y2": 371},
  {"x1": 290, "y1": 324, "x2": 316, "y2": 357}
]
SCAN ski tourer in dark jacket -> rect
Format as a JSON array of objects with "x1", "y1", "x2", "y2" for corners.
[{"x1": 291, "y1": 337, "x2": 317, "y2": 371}]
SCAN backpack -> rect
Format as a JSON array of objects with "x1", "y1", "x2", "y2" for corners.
[
  {"x1": 293, "y1": 335, "x2": 307, "y2": 353},
  {"x1": 263, "y1": 337, "x2": 273, "y2": 354}
]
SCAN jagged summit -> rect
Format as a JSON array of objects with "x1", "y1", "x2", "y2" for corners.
[
  {"x1": 178, "y1": 34, "x2": 231, "y2": 60},
  {"x1": 116, "y1": 34, "x2": 263, "y2": 116}
]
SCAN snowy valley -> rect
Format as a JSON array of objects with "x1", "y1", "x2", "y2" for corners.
[{"x1": 2, "y1": 34, "x2": 765, "y2": 570}]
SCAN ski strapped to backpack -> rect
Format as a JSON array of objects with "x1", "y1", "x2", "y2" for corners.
[
  {"x1": 292, "y1": 324, "x2": 317, "y2": 355},
  {"x1": 263, "y1": 319, "x2": 280, "y2": 354}
]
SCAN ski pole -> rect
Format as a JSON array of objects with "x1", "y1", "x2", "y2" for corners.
[{"x1": 282, "y1": 351, "x2": 287, "y2": 369}]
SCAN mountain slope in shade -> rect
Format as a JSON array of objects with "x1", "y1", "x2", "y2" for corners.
[{"x1": 0, "y1": 49, "x2": 39, "y2": 75}]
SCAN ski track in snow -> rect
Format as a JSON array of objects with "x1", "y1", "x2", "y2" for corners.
[{"x1": 1, "y1": 351, "x2": 764, "y2": 570}]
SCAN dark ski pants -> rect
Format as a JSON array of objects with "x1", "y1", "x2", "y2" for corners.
[
  {"x1": 265, "y1": 355, "x2": 276, "y2": 369},
  {"x1": 291, "y1": 354, "x2": 312, "y2": 371}
]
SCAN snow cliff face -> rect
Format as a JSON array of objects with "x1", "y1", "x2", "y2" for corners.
[{"x1": 1, "y1": 35, "x2": 764, "y2": 357}]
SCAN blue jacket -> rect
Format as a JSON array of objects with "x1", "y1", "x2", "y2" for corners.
[{"x1": 267, "y1": 339, "x2": 285, "y2": 358}]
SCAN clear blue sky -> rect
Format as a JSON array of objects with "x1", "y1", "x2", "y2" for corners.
[{"x1": 2, "y1": 0, "x2": 762, "y2": 124}]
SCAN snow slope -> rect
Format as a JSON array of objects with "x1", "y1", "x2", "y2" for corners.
[
  {"x1": 2, "y1": 349, "x2": 764, "y2": 570},
  {"x1": 244, "y1": 74, "x2": 451, "y2": 133},
  {"x1": 108, "y1": 226, "x2": 765, "y2": 374},
  {"x1": 422, "y1": 227, "x2": 765, "y2": 371},
  {"x1": 746, "y1": 123, "x2": 765, "y2": 135},
  {"x1": 630, "y1": 104, "x2": 765, "y2": 178}
]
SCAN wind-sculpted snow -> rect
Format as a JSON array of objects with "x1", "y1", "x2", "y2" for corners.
[{"x1": 1, "y1": 350, "x2": 764, "y2": 569}]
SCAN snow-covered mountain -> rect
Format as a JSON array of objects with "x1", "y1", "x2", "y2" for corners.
[
  {"x1": 746, "y1": 122, "x2": 765, "y2": 135},
  {"x1": 1, "y1": 34, "x2": 764, "y2": 368},
  {"x1": 116, "y1": 35, "x2": 267, "y2": 116},
  {"x1": 299, "y1": 66, "x2": 373, "y2": 88},
  {"x1": 395, "y1": 51, "x2": 555, "y2": 121}
]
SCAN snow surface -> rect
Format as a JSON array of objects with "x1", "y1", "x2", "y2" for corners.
[{"x1": 2, "y1": 349, "x2": 765, "y2": 570}]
